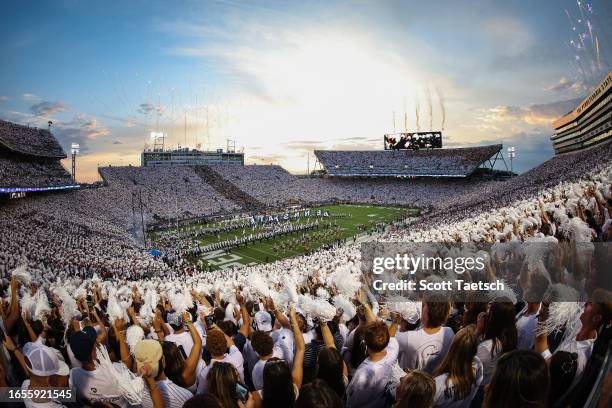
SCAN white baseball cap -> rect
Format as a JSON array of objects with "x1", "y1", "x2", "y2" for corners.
[
  {"x1": 254, "y1": 311, "x2": 273, "y2": 332},
  {"x1": 23, "y1": 342, "x2": 69, "y2": 377}
]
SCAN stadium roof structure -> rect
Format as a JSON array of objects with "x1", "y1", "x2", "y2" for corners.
[
  {"x1": 0, "y1": 120, "x2": 66, "y2": 159},
  {"x1": 314, "y1": 144, "x2": 502, "y2": 178}
]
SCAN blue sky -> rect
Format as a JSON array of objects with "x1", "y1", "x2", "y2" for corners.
[{"x1": 1, "y1": 0, "x2": 610, "y2": 181}]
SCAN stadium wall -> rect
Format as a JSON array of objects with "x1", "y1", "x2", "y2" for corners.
[{"x1": 551, "y1": 71, "x2": 612, "y2": 154}]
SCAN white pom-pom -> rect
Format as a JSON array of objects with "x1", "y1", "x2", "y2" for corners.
[
  {"x1": 298, "y1": 295, "x2": 336, "y2": 321},
  {"x1": 387, "y1": 300, "x2": 420, "y2": 324},
  {"x1": 332, "y1": 295, "x2": 356, "y2": 321},
  {"x1": 316, "y1": 287, "x2": 330, "y2": 300},
  {"x1": 33, "y1": 289, "x2": 51, "y2": 321},
  {"x1": 107, "y1": 290, "x2": 128, "y2": 324},
  {"x1": 536, "y1": 302, "x2": 583, "y2": 337},
  {"x1": 94, "y1": 344, "x2": 145, "y2": 404},
  {"x1": 12, "y1": 265, "x2": 31, "y2": 286},
  {"x1": 328, "y1": 265, "x2": 361, "y2": 298},
  {"x1": 168, "y1": 287, "x2": 193, "y2": 313},
  {"x1": 126, "y1": 325, "x2": 145, "y2": 355}
]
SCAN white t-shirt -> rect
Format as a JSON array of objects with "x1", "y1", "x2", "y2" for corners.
[
  {"x1": 165, "y1": 330, "x2": 195, "y2": 357},
  {"x1": 553, "y1": 336, "x2": 596, "y2": 386},
  {"x1": 346, "y1": 337, "x2": 400, "y2": 408},
  {"x1": 271, "y1": 328, "x2": 294, "y2": 366},
  {"x1": 196, "y1": 345, "x2": 245, "y2": 394},
  {"x1": 516, "y1": 307, "x2": 539, "y2": 350},
  {"x1": 69, "y1": 365, "x2": 130, "y2": 408},
  {"x1": 396, "y1": 327, "x2": 454, "y2": 373},
  {"x1": 476, "y1": 339, "x2": 501, "y2": 386},
  {"x1": 140, "y1": 378, "x2": 193, "y2": 408},
  {"x1": 433, "y1": 357, "x2": 483, "y2": 408},
  {"x1": 21, "y1": 380, "x2": 67, "y2": 408},
  {"x1": 251, "y1": 347, "x2": 285, "y2": 391}
]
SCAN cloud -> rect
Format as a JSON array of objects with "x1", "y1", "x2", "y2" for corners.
[
  {"x1": 248, "y1": 153, "x2": 286, "y2": 164},
  {"x1": 281, "y1": 140, "x2": 326, "y2": 151},
  {"x1": 482, "y1": 17, "x2": 532, "y2": 56},
  {"x1": 21, "y1": 93, "x2": 40, "y2": 102},
  {"x1": 30, "y1": 101, "x2": 67, "y2": 118},
  {"x1": 0, "y1": 96, "x2": 8, "y2": 102},
  {"x1": 544, "y1": 77, "x2": 587, "y2": 94},
  {"x1": 477, "y1": 98, "x2": 581, "y2": 130},
  {"x1": 138, "y1": 102, "x2": 165, "y2": 116},
  {"x1": 52, "y1": 114, "x2": 110, "y2": 154},
  {"x1": 112, "y1": 140, "x2": 123, "y2": 145}
]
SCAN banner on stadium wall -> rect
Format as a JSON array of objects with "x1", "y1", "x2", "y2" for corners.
[
  {"x1": 248, "y1": 209, "x2": 330, "y2": 225},
  {"x1": 553, "y1": 70, "x2": 612, "y2": 129}
]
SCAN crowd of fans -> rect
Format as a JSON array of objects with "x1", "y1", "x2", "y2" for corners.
[
  {"x1": 0, "y1": 120, "x2": 66, "y2": 158},
  {"x1": 209, "y1": 164, "x2": 496, "y2": 208},
  {"x1": 0, "y1": 123, "x2": 610, "y2": 407},
  {"x1": 314, "y1": 145, "x2": 502, "y2": 177},
  {"x1": 100, "y1": 166, "x2": 241, "y2": 220},
  {"x1": 0, "y1": 153, "x2": 72, "y2": 188}
]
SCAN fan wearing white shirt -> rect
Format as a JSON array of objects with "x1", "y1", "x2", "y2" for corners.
[
  {"x1": 346, "y1": 303, "x2": 400, "y2": 408},
  {"x1": 432, "y1": 325, "x2": 483, "y2": 408},
  {"x1": 536, "y1": 291, "x2": 611, "y2": 387},
  {"x1": 196, "y1": 328, "x2": 244, "y2": 394},
  {"x1": 396, "y1": 298, "x2": 454, "y2": 373},
  {"x1": 515, "y1": 302, "x2": 540, "y2": 350},
  {"x1": 476, "y1": 301, "x2": 517, "y2": 386}
]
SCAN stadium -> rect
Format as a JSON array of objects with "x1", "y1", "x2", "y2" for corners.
[{"x1": 1, "y1": 1, "x2": 611, "y2": 407}]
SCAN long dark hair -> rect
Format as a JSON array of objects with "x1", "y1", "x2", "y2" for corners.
[
  {"x1": 161, "y1": 341, "x2": 186, "y2": 387},
  {"x1": 484, "y1": 301, "x2": 517, "y2": 356},
  {"x1": 207, "y1": 362, "x2": 240, "y2": 408},
  {"x1": 316, "y1": 347, "x2": 345, "y2": 398},
  {"x1": 350, "y1": 327, "x2": 367, "y2": 369},
  {"x1": 485, "y1": 350, "x2": 549, "y2": 408},
  {"x1": 262, "y1": 358, "x2": 295, "y2": 408},
  {"x1": 435, "y1": 325, "x2": 479, "y2": 401}
]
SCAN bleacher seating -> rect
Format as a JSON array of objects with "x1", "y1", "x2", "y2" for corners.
[
  {"x1": 314, "y1": 145, "x2": 502, "y2": 177},
  {"x1": 0, "y1": 120, "x2": 66, "y2": 158}
]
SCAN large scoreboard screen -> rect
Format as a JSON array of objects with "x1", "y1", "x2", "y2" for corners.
[{"x1": 384, "y1": 131, "x2": 442, "y2": 150}]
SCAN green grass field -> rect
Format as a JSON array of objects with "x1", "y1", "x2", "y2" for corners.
[{"x1": 153, "y1": 204, "x2": 418, "y2": 270}]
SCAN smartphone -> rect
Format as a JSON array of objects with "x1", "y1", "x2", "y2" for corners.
[
  {"x1": 204, "y1": 314, "x2": 215, "y2": 328},
  {"x1": 235, "y1": 383, "x2": 249, "y2": 402},
  {"x1": 177, "y1": 344, "x2": 188, "y2": 360}
]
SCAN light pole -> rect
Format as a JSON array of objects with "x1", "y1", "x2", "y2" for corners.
[
  {"x1": 71, "y1": 143, "x2": 80, "y2": 183},
  {"x1": 507, "y1": 146, "x2": 516, "y2": 177}
]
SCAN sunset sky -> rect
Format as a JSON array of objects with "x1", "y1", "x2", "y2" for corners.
[{"x1": 1, "y1": 0, "x2": 610, "y2": 182}]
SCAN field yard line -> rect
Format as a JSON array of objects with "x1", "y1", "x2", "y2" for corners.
[
  {"x1": 231, "y1": 251, "x2": 263, "y2": 264},
  {"x1": 246, "y1": 245, "x2": 284, "y2": 258}
]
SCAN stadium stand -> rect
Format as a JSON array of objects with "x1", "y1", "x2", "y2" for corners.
[
  {"x1": 210, "y1": 164, "x2": 497, "y2": 208},
  {"x1": 193, "y1": 165, "x2": 267, "y2": 212},
  {"x1": 0, "y1": 120, "x2": 73, "y2": 189},
  {"x1": 314, "y1": 144, "x2": 502, "y2": 177},
  {"x1": 99, "y1": 165, "x2": 242, "y2": 220},
  {"x1": 0, "y1": 119, "x2": 66, "y2": 158}
]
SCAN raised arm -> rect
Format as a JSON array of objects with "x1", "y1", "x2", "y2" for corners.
[
  {"x1": 236, "y1": 292, "x2": 250, "y2": 338},
  {"x1": 140, "y1": 362, "x2": 165, "y2": 408},
  {"x1": 534, "y1": 302, "x2": 550, "y2": 356},
  {"x1": 152, "y1": 309, "x2": 165, "y2": 341},
  {"x1": 112, "y1": 318, "x2": 133, "y2": 371},
  {"x1": 4, "y1": 277, "x2": 21, "y2": 333},
  {"x1": 3, "y1": 334, "x2": 28, "y2": 378},
  {"x1": 320, "y1": 321, "x2": 336, "y2": 349},
  {"x1": 181, "y1": 312, "x2": 202, "y2": 387},
  {"x1": 289, "y1": 306, "x2": 305, "y2": 390},
  {"x1": 267, "y1": 297, "x2": 290, "y2": 329}
]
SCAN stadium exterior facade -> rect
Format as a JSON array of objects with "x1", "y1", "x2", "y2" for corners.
[
  {"x1": 141, "y1": 148, "x2": 244, "y2": 167},
  {"x1": 551, "y1": 71, "x2": 612, "y2": 154}
]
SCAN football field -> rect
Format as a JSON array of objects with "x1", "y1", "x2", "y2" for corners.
[{"x1": 153, "y1": 204, "x2": 418, "y2": 270}]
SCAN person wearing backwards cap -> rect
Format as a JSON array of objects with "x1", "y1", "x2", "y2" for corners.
[
  {"x1": 21, "y1": 342, "x2": 70, "y2": 408},
  {"x1": 67, "y1": 325, "x2": 130, "y2": 407},
  {"x1": 135, "y1": 339, "x2": 193, "y2": 408}
]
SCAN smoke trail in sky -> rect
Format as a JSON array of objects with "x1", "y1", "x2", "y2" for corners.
[{"x1": 436, "y1": 87, "x2": 446, "y2": 131}]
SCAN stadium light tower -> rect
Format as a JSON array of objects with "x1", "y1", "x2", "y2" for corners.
[
  {"x1": 71, "y1": 143, "x2": 79, "y2": 183},
  {"x1": 507, "y1": 146, "x2": 516, "y2": 177}
]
